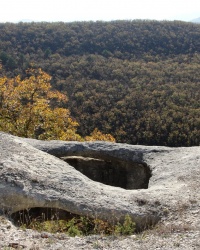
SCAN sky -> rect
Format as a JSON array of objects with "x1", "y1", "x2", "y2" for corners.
[{"x1": 1, "y1": 0, "x2": 200, "y2": 23}]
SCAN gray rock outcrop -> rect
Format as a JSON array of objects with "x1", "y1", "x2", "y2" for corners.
[{"x1": 0, "y1": 132, "x2": 199, "y2": 230}]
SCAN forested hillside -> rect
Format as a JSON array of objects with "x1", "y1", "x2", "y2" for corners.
[{"x1": 0, "y1": 20, "x2": 200, "y2": 146}]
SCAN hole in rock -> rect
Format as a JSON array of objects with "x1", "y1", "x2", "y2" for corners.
[
  {"x1": 11, "y1": 207, "x2": 80, "y2": 227},
  {"x1": 11, "y1": 207, "x2": 127, "y2": 235},
  {"x1": 61, "y1": 156, "x2": 151, "y2": 190}
]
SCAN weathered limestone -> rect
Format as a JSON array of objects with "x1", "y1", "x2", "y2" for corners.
[{"x1": 0, "y1": 132, "x2": 200, "y2": 230}]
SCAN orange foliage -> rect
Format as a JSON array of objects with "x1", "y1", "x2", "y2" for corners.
[
  {"x1": 0, "y1": 69, "x2": 81, "y2": 140},
  {"x1": 85, "y1": 128, "x2": 116, "y2": 142},
  {"x1": 0, "y1": 69, "x2": 116, "y2": 142}
]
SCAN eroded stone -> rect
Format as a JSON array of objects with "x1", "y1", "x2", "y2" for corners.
[{"x1": 0, "y1": 132, "x2": 200, "y2": 231}]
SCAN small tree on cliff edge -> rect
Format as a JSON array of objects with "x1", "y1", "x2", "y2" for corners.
[
  {"x1": 0, "y1": 68, "x2": 115, "y2": 142},
  {"x1": 0, "y1": 68, "x2": 82, "y2": 140}
]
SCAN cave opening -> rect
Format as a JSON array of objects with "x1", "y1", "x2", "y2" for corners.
[
  {"x1": 61, "y1": 156, "x2": 151, "y2": 190},
  {"x1": 11, "y1": 207, "x2": 135, "y2": 235},
  {"x1": 11, "y1": 207, "x2": 79, "y2": 227}
]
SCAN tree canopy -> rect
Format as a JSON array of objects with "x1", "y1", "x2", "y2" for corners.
[
  {"x1": 0, "y1": 20, "x2": 199, "y2": 146},
  {"x1": 0, "y1": 68, "x2": 115, "y2": 142},
  {"x1": 0, "y1": 68, "x2": 81, "y2": 140}
]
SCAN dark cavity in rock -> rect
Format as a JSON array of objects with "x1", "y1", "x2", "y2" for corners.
[
  {"x1": 61, "y1": 156, "x2": 151, "y2": 190},
  {"x1": 11, "y1": 207, "x2": 77, "y2": 226}
]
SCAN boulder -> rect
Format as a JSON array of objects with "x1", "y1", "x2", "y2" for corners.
[{"x1": 0, "y1": 132, "x2": 199, "y2": 230}]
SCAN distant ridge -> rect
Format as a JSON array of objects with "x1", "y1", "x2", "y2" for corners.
[
  {"x1": 191, "y1": 17, "x2": 200, "y2": 23},
  {"x1": 18, "y1": 19, "x2": 35, "y2": 23}
]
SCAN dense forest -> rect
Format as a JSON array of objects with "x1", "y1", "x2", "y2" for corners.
[{"x1": 0, "y1": 20, "x2": 200, "y2": 146}]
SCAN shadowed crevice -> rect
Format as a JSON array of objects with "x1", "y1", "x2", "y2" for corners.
[
  {"x1": 61, "y1": 156, "x2": 151, "y2": 190},
  {"x1": 11, "y1": 207, "x2": 78, "y2": 226}
]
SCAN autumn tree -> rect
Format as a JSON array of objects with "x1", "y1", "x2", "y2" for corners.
[
  {"x1": 85, "y1": 128, "x2": 116, "y2": 142},
  {"x1": 0, "y1": 68, "x2": 116, "y2": 142},
  {"x1": 0, "y1": 68, "x2": 82, "y2": 140}
]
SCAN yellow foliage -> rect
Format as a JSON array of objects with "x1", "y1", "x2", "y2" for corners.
[
  {"x1": 0, "y1": 69, "x2": 115, "y2": 142},
  {"x1": 0, "y1": 69, "x2": 81, "y2": 140},
  {"x1": 85, "y1": 128, "x2": 116, "y2": 142}
]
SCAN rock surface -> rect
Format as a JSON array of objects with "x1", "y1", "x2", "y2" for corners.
[{"x1": 0, "y1": 132, "x2": 200, "y2": 233}]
